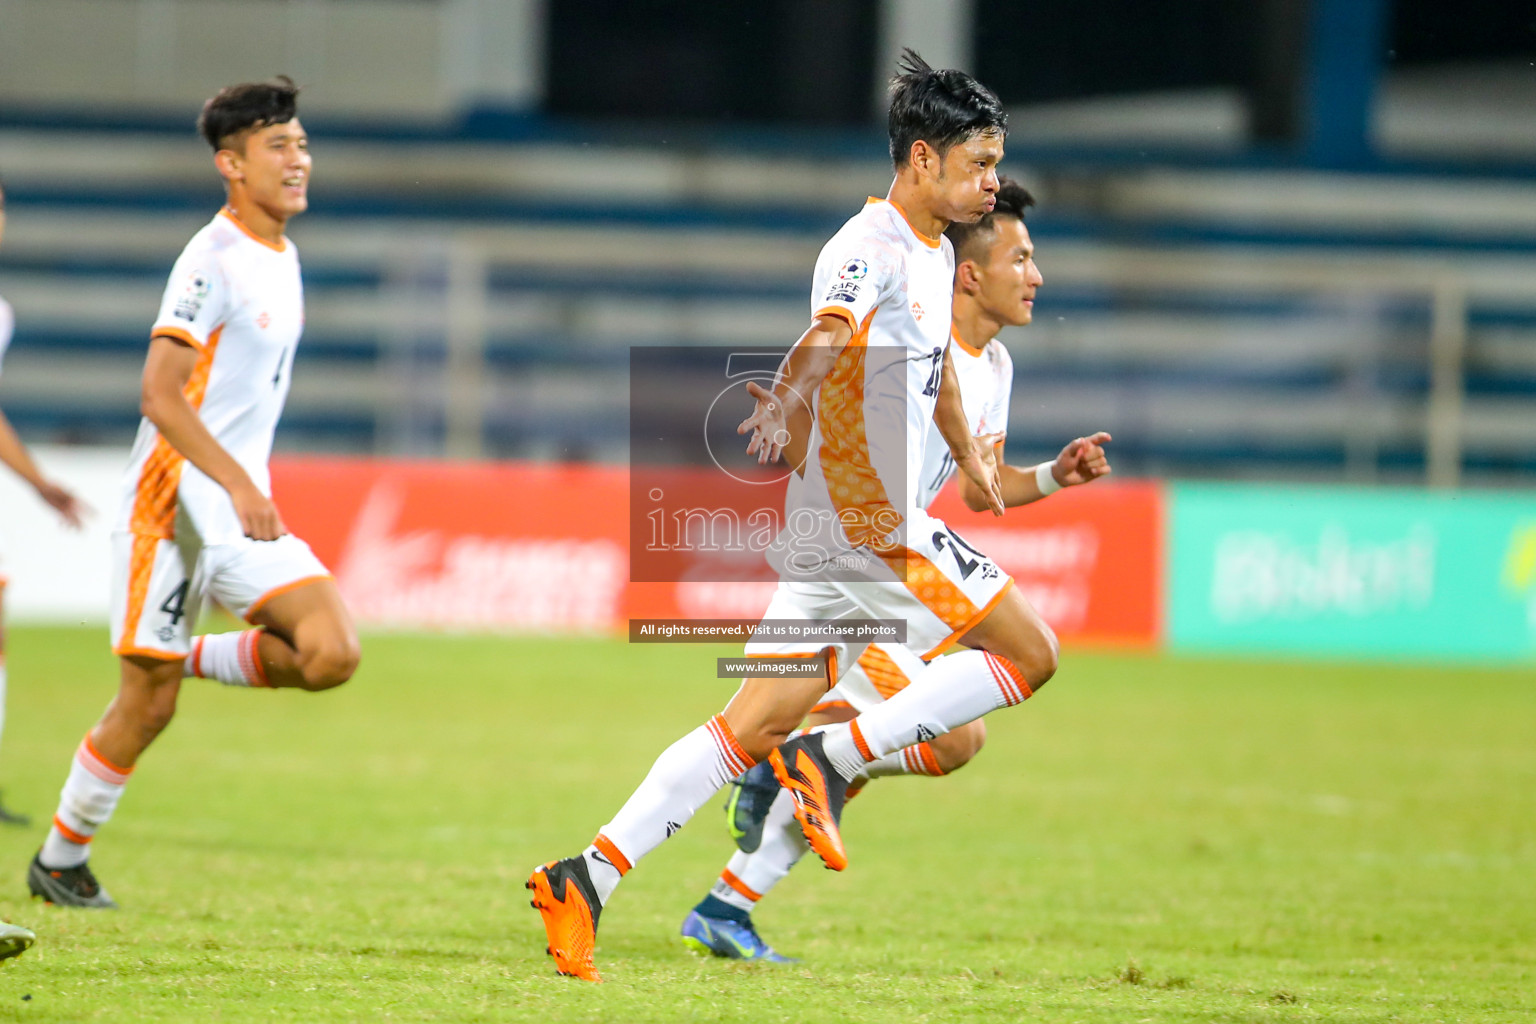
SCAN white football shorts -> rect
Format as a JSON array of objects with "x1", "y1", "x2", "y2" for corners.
[
  {"x1": 110, "y1": 530, "x2": 332, "y2": 659},
  {"x1": 743, "y1": 507, "x2": 1013, "y2": 686}
]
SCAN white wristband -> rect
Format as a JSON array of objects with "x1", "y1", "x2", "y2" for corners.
[{"x1": 1035, "y1": 461, "x2": 1062, "y2": 496}]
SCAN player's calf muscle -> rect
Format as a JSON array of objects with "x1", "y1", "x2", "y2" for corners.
[
  {"x1": 930, "y1": 719, "x2": 986, "y2": 772},
  {"x1": 293, "y1": 632, "x2": 359, "y2": 690}
]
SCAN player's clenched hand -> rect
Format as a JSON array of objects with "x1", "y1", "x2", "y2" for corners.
[
  {"x1": 956, "y1": 439, "x2": 1005, "y2": 516},
  {"x1": 738, "y1": 381, "x2": 791, "y2": 465},
  {"x1": 36, "y1": 479, "x2": 89, "y2": 530},
  {"x1": 1053, "y1": 431, "x2": 1113, "y2": 487},
  {"x1": 232, "y1": 483, "x2": 287, "y2": 541}
]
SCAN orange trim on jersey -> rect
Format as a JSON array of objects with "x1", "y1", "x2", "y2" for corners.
[
  {"x1": 816, "y1": 307, "x2": 903, "y2": 550},
  {"x1": 849, "y1": 719, "x2": 875, "y2": 763},
  {"x1": 244, "y1": 574, "x2": 334, "y2": 622},
  {"x1": 856, "y1": 645, "x2": 912, "y2": 699},
  {"x1": 219, "y1": 206, "x2": 288, "y2": 253},
  {"x1": 82, "y1": 733, "x2": 133, "y2": 778},
  {"x1": 592, "y1": 833, "x2": 632, "y2": 876},
  {"x1": 922, "y1": 578, "x2": 1016, "y2": 661},
  {"x1": 814, "y1": 305, "x2": 859, "y2": 331},
  {"x1": 950, "y1": 324, "x2": 987, "y2": 359},
  {"x1": 865, "y1": 196, "x2": 943, "y2": 249},
  {"x1": 718, "y1": 868, "x2": 762, "y2": 903},
  {"x1": 51, "y1": 815, "x2": 93, "y2": 846},
  {"x1": 150, "y1": 325, "x2": 207, "y2": 353},
  {"x1": 129, "y1": 325, "x2": 224, "y2": 539}
]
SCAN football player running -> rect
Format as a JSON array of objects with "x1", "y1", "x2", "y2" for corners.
[{"x1": 681, "y1": 178, "x2": 1112, "y2": 961}]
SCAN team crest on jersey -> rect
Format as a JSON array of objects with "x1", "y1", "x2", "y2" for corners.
[
  {"x1": 838, "y1": 258, "x2": 869, "y2": 281},
  {"x1": 173, "y1": 272, "x2": 211, "y2": 321}
]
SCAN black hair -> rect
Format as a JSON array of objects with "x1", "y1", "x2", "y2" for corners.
[
  {"x1": 887, "y1": 48, "x2": 1007, "y2": 168},
  {"x1": 944, "y1": 176, "x2": 1035, "y2": 263},
  {"x1": 197, "y1": 76, "x2": 300, "y2": 152}
]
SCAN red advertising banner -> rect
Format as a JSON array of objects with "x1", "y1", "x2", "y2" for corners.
[
  {"x1": 272, "y1": 457, "x2": 1161, "y2": 648},
  {"x1": 928, "y1": 480, "x2": 1163, "y2": 648}
]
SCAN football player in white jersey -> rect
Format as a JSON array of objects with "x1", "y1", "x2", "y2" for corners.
[
  {"x1": 530, "y1": 51, "x2": 1058, "y2": 983},
  {"x1": 28, "y1": 78, "x2": 360, "y2": 909},
  {"x1": 682, "y1": 179, "x2": 1113, "y2": 960},
  {"x1": 0, "y1": 176, "x2": 88, "y2": 828}
]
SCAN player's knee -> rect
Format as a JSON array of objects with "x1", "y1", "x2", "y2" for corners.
[
  {"x1": 1001, "y1": 620, "x2": 1058, "y2": 692},
  {"x1": 297, "y1": 635, "x2": 360, "y2": 690}
]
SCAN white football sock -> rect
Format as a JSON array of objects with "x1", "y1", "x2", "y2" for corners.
[
  {"x1": 584, "y1": 714, "x2": 754, "y2": 905},
  {"x1": 819, "y1": 650, "x2": 1030, "y2": 781},
  {"x1": 185, "y1": 629, "x2": 270, "y2": 687},
  {"x1": 715, "y1": 786, "x2": 806, "y2": 911},
  {"x1": 857, "y1": 740, "x2": 945, "y2": 779},
  {"x1": 39, "y1": 734, "x2": 133, "y2": 869}
]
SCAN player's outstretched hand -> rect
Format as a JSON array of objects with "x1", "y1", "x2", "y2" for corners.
[
  {"x1": 738, "y1": 381, "x2": 790, "y2": 465},
  {"x1": 36, "y1": 479, "x2": 89, "y2": 530},
  {"x1": 1053, "y1": 431, "x2": 1113, "y2": 487},
  {"x1": 232, "y1": 483, "x2": 287, "y2": 541},
  {"x1": 957, "y1": 436, "x2": 1005, "y2": 516}
]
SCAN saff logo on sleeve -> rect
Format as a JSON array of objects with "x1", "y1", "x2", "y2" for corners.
[
  {"x1": 173, "y1": 272, "x2": 211, "y2": 321},
  {"x1": 838, "y1": 259, "x2": 869, "y2": 281}
]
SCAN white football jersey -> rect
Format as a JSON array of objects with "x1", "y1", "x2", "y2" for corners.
[
  {"x1": 913, "y1": 328, "x2": 1013, "y2": 510},
  {"x1": 116, "y1": 208, "x2": 303, "y2": 545},
  {"x1": 789, "y1": 197, "x2": 955, "y2": 554}
]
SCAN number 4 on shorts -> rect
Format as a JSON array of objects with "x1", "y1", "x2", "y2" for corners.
[{"x1": 160, "y1": 580, "x2": 190, "y2": 625}]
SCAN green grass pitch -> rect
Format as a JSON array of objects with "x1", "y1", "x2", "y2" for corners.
[{"x1": 0, "y1": 626, "x2": 1531, "y2": 1022}]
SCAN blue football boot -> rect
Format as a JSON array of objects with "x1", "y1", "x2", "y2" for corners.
[
  {"x1": 724, "y1": 760, "x2": 781, "y2": 853},
  {"x1": 680, "y1": 910, "x2": 797, "y2": 963}
]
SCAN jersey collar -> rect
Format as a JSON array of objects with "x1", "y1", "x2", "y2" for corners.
[
  {"x1": 950, "y1": 325, "x2": 987, "y2": 358},
  {"x1": 220, "y1": 207, "x2": 288, "y2": 253},
  {"x1": 865, "y1": 197, "x2": 943, "y2": 250}
]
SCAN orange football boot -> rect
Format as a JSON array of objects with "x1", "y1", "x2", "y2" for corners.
[
  {"x1": 527, "y1": 856, "x2": 603, "y2": 982},
  {"x1": 768, "y1": 733, "x2": 849, "y2": 871}
]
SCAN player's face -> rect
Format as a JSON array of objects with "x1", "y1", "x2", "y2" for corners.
[
  {"x1": 972, "y1": 217, "x2": 1042, "y2": 326},
  {"x1": 935, "y1": 132, "x2": 1003, "y2": 226},
  {"x1": 229, "y1": 118, "x2": 310, "y2": 220}
]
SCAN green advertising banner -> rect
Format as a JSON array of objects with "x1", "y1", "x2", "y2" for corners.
[{"x1": 1168, "y1": 483, "x2": 1536, "y2": 663}]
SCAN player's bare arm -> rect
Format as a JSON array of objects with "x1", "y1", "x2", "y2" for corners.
[
  {"x1": 738, "y1": 313, "x2": 852, "y2": 465},
  {"x1": 935, "y1": 348, "x2": 1004, "y2": 515},
  {"x1": 958, "y1": 430, "x2": 1114, "y2": 512},
  {"x1": 140, "y1": 335, "x2": 285, "y2": 540},
  {"x1": 0, "y1": 410, "x2": 86, "y2": 527}
]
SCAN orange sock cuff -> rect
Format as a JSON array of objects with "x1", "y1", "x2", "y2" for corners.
[
  {"x1": 849, "y1": 719, "x2": 875, "y2": 763},
  {"x1": 239, "y1": 629, "x2": 272, "y2": 687},
  {"x1": 706, "y1": 714, "x2": 754, "y2": 776},
  {"x1": 51, "y1": 815, "x2": 93, "y2": 845},
  {"x1": 79, "y1": 732, "x2": 133, "y2": 783},
  {"x1": 718, "y1": 868, "x2": 762, "y2": 903},
  {"x1": 984, "y1": 652, "x2": 1032, "y2": 707},
  {"x1": 592, "y1": 833, "x2": 632, "y2": 876}
]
